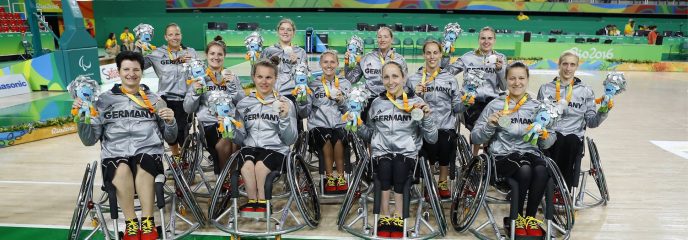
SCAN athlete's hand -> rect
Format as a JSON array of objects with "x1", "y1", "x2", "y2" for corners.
[{"x1": 158, "y1": 108, "x2": 175, "y2": 124}]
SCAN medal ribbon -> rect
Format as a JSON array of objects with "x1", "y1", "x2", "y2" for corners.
[
  {"x1": 322, "y1": 76, "x2": 340, "y2": 98},
  {"x1": 121, "y1": 86, "x2": 155, "y2": 113},
  {"x1": 555, "y1": 78, "x2": 574, "y2": 103},
  {"x1": 421, "y1": 68, "x2": 439, "y2": 85},
  {"x1": 206, "y1": 68, "x2": 225, "y2": 87},
  {"x1": 502, "y1": 93, "x2": 528, "y2": 114},
  {"x1": 256, "y1": 90, "x2": 278, "y2": 105},
  {"x1": 378, "y1": 49, "x2": 395, "y2": 65},
  {"x1": 386, "y1": 91, "x2": 412, "y2": 113}
]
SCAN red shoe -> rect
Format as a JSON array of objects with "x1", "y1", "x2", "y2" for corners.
[
  {"x1": 389, "y1": 216, "x2": 404, "y2": 238},
  {"x1": 140, "y1": 216, "x2": 158, "y2": 240},
  {"x1": 324, "y1": 175, "x2": 337, "y2": 193},
  {"x1": 514, "y1": 215, "x2": 527, "y2": 237},
  {"x1": 438, "y1": 180, "x2": 451, "y2": 199},
  {"x1": 336, "y1": 176, "x2": 348, "y2": 192},
  {"x1": 123, "y1": 218, "x2": 140, "y2": 240},
  {"x1": 377, "y1": 216, "x2": 391, "y2": 237},
  {"x1": 240, "y1": 199, "x2": 257, "y2": 212},
  {"x1": 525, "y1": 216, "x2": 544, "y2": 237},
  {"x1": 253, "y1": 200, "x2": 270, "y2": 213}
]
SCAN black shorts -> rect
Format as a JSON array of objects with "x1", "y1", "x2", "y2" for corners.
[
  {"x1": 238, "y1": 147, "x2": 285, "y2": 172},
  {"x1": 463, "y1": 97, "x2": 495, "y2": 131},
  {"x1": 422, "y1": 129, "x2": 457, "y2": 167},
  {"x1": 161, "y1": 96, "x2": 189, "y2": 145},
  {"x1": 101, "y1": 153, "x2": 164, "y2": 183},
  {"x1": 374, "y1": 154, "x2": 417, "y2": 193},
  {"x1": 494, "y1": 152, "x2": 546, "y2": 179},
  {"x1": 309, "y1": 127, "x2": 346, "y2": 150}
]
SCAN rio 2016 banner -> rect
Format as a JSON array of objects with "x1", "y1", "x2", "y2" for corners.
[
  {"x1": 515, "y1": 42, "x2": 663, "y2": 62},
  {"x1": 167, "y1": 0, "x2": 687, "y2": 15}
]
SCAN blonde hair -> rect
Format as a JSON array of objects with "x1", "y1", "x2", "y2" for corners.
[
  {"x1": 319, "y1": 49, "x2": 339, "y2": 63},
  {"x1": 377, "y1": 26, "x2": 394, "y2": 39},
  {"x1": 276, "y1": 18, "x2": 296, "y2": 32},
  {"x1": 422, "y1": 40, "x2": 442, "y2": 53},
  {"x1": 479, "y1": 26, "x2": 496, "y2": 39},
  {"x1": 558, "y1": 50, "x2": 580, "y2": 64}
]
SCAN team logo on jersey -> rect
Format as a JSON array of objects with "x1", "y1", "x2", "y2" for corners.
[
  {"x1": 104, "y1": 109, "x2": 155, "y2": 120},
  {"x1": 244, "y1": 113, "x2": 279, "y2": 122},
  {"x1": 373, "y1": 114, "x2": 412, "y2": 122}
]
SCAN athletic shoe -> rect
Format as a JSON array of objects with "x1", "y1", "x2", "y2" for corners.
[
  {"x1": 240, "y1": 199, "x2": 257, "y2": 212},
  {"x1": 377, "y1": 216, "x2": 392, "y2": 238},
  {"x1": 140, "y1": 216, "x2": 158, "y2": 240},
  {"x1": 514, "y1": 214, "x2": 527, "y2": 237},
  {"x1": 389, "y1": 215, "x2": 404, "y2": 238},
  {"x1": 254, "y1": 199, "x2": 271, "y2": 213},
  {"x1": 123, "y1": 218, "x2": 140, "y2": 240},
  {"x1": 325, "y1": 175, "x2": 337, "y2": 193},
  {"x1": 525, "y1": 216, "x2": 544, "y2": 237},
  {"x1": 438, "y1": 180, "x2": 451, "y2": 199},
  {"x1": 336, "y1": 176, "x2": 348, "y2": 192}
]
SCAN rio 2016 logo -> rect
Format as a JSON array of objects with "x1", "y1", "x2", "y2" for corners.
[{"x1": 569, "y1": 47, "x2": 614, "y2": 60}]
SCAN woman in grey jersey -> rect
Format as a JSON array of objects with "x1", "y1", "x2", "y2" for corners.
[
  {"x1": 232, "y1": 59, "x2": 298, "y2": 213},
  {"x1": 537, "y1": 51, "x2": 609, "y2": 191},
  {"x1": 184, "y1": 36, "x2": 245, "y2": 175},
  {"x1": 471, "y1": 62, "x2": 555, "y2": 238},
  {"x1": 345, "y1": 26, "x2": 410, "y2": 122},
  {"x1": 76, "y1": 51, "x2": 177, "y2": 240},
  {"x1": 297, "y1": 50, "x2": 352, "y2": 194},
  {"x1": 408, "y1": 40, "x2": 466, "y2": 199},
  {"x1": 358, "y1": 62, "x2": 437, "y2": 238},
  {"x1": 260, "y1": 18, "x2": 308, "y2": 100},
  {"x1": 143, "y1": 23, "x2": 199, "y2": 159},
  {"x1": 442, "y1": 26, "x2": 506, "y2": 155}
]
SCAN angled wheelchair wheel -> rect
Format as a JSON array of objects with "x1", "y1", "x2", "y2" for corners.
[
  {"x1": 288, "y1": 153, "x2": 321, "y2": 228},
  {"x1": 420, "y1": 158, "x2": 447, "y2": 236},
  {"x1": 457, "y1": 135, "x2": 472, "y2": 173},
  {"x1": 545, "y1": 157, "x2": 574, "y2": 239},
  {"x1": 68, "y1": 161, "x2": 97, "y2": 240},
  {"x1": 165, "y1": 155, "x2": 207, "y2": 225},
  {"x1": 587, "y1": 137, "x2": 610, "y2": 203},
  {"x1": 450, "y1": 154, "x2": 490, "y2": 232},
  {"x1": 208, "y1": 152, "x2": 239, "y2": 219},
  {"x1": 337, "y1": 140, "x2": 369, "y2": 227},
  {"x1": 180, "y1": 132, "x2": 202, "y2": 183}
]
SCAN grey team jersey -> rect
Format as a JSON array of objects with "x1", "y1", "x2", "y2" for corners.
[
  {"x1": 234, "y1": 93, "x2": 298, "y2": 156},
  {"x1": 471, "y1": 95, "x2": 556, "y2": 157},
  {"x1": 183, "y1": 71, "x2": 246, "y2": 127},
  {"x1": 537, "y1": 78, "x2": 607, "y2": 139},
  {"x1": 144, "y1": 45, "x2": 199, "y2": 101},
  {"x1": 297, "y1": 76, "x2": 352, "y2": 129},
  {"x1": 77, "y1": 84, "x2": 178, "y2": 160},
  {"x1": 357, "y1": 91, "x2": 438, "y2": 159},
  {"x1": 442, "y1": 50, "x2": 507, "y2": 102},
  {"x1": 407, "y1": 67, "x2": 467, "y2": 130},
  {"x1": 260, "y1": 44, "x2": 308, "y2": 96},
  {"x1": 345, "y1": 49, "x2": 410, "y2": 97}
]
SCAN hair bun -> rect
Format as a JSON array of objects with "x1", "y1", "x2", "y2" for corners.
[
  {"x1": 214, "y1": 35, "x2": 223, "y2": 42},
  {"x1": 269, "y1": 55, "x2": 281, "y2": 65}
]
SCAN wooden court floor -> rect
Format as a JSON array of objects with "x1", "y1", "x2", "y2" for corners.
[{"x1": 0, "y1": 70, "x2": 686, "y2": 239}]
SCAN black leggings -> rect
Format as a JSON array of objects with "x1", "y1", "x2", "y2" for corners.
[
  {"x1": 546, "y1": 132, "x2": 584, "y2": 190},
  {"x1": 203, "y1": 124, "x2": 223, "y2": 174},
  {"x1": 162, "y1": 97, "x2": 189, "y2": 146},
  {"x1": 511, "y1": 165, "x2": 549, "y2": 217}
]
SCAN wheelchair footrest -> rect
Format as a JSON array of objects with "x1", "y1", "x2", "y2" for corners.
[{"x1": 240, "y1": 211, "x2": 269, "y2": 219}]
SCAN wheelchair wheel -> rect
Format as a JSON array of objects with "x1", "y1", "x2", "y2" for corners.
[
  {"x1": 450, "y1": 154, "x2": 490, "y2": 232},
  {"x1": 336, "y1": 144, "x2": 369, "y2": 227},
  {"x1": 288, "y1": 153, "x2": 321, "y2": 228},
  {"x1": 587, "y1": 137, "x2": 610, "y2": 203},
  {"x1": 209, "y1": 152, "x2": 239, "y2": 219},
  {"x1": 68, "y1": 161, "x2": 97, "y2": 240},
  {"x1": 545, "y1": 157, "x2": 574, "y2": 239},
  {"x1": 165, "y1": 155, "x2": 207, "y2": 225},
  {"x1": 180, "y1": 132, "x2": 202, "y2": 183},
  {"x1": 457, "y1": 135, "x2": 472, "y2": 173},
  {"x1": 420, "y1": 158, "x2": 447, "y2": 236}
]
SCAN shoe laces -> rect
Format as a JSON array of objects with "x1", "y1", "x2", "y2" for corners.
[
  {"x1": 525, "y1": 216, "x2": 543, "y2": 230},
  {"x1": 337, "y1": 176, "x2": 347, "y2": 186},
  {"x1": 379, "y1": 216, "x2": 392, "y2": 226},
  {"x1": 514, "y1": 215, "x2": 527, "y2": 229},
  {"x1": 438, "y1": 180, "x2": 449, "y2": 190},
  {"x1": 326, "y1": 175, "x2": 336, "y2": 186},
  {"x1": 125, "y1": 219, "x2": 139, "y2": 236},
  {"x1": 141, "y1": 217, "x2": 154, "y2": 234},
  {"x1": 392, "y1": 216, "x2": 404, "y2": 227}
]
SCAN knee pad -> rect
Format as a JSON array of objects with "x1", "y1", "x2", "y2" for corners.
[
  {"x1": 375, "y1": 156, "x2": 393, "y2": 191},
  {"x1": 136, "y1": 154, "x2": 164, "y2": 177}
]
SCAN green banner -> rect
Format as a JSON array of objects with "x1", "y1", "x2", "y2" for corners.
[
  {"x1": 515, "y1": 42, "x2": 663, "y2": 61},
  {"x1": 0, "y1": 33, "x2": 56, "y2": 57}
]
